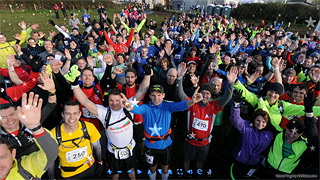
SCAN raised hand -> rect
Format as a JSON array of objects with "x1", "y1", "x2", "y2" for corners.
[
  {"x1": 48, "y1": 19, "x2": 56, "y2": 26},
  {"x1": 37, "y1": 70, "x2": 55, "y2": 92},
  {"x1": 304, "y1": 91, "x2": 317, "y2": 113},
  {"x1": 38, "y1": 31, "x2": 45, "y2": 39},
  {"x1": 50, "y1": 60, "x2": 63, "y2": 74},
  {"x1": 191, "y1": 87, "x2": 203, "y2": 104},
  {"x1": 103, "y1": 54, "x2": 113, "y2": 64},
  {"x1": 112, "y1": 66, "x2": 123, "y2": 75},
  {"x1": 164, "y1": 46, "x2": 174, "y2": 56},
  {"x1": 271, "y1": 57, "x2": 281, "y2": 68},
  {"x1": 227, "y1": 66, "x2": 238, "y2": 83},
  {"x1": 6, "y1": 54, "x2": 15, "y2": 67},
  {"x1": 14, "y1": 44, "x2": 22, "y2": 53},
  {"x1": 230, "y1": 33, "x2": 236, "y2": 41},
  {"x1": 246, "y1": 56, "x2": 253, "y2": 64},
  {"x1": 49, "y1": 31, "x2": 56, "y2": 38},
  {"x1": 16, "y1": 92, "x2": 43, "y2": 129},
  {"x1": 159, "y1": 49, "x2": 165, "y2": 58},
  {"x1": 13, "y1": 33, "x2": 21, "y2": 41},
  {"x1": 120, "y1": 93, "x2": 132, "y2": 109},
  {"x1": 177, "y1": 62, "x2": 187, "y2": 79},
  {"x1": 30, "y1": 24, "x2": 39, "y2": 30},
  {"x1": 64, "y1": 48, "x2": 72, "y2": 60},
  {"x1": 209, "y1": 43, "x2": 219, "y2": 54},
  {"x1": 19, "y1": 21, "x2": 27, "y2": 30},
  {"x1": 87, "y1": 56, "x2": 94, "y2": 68},
  {"x1": 233, "y1": 89, "x2": 245, "y2": 103},
  {"x1": 190, "y1": 74, "x2": 199, "y2": 85}
]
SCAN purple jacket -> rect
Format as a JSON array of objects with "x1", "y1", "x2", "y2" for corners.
[{"x1": 230, "y1": 105, "x2": 273, "y2": 165}]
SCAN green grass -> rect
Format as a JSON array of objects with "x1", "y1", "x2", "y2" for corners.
[{"x1": 0, "y1": 8, "x2": 172, "y2": 45}]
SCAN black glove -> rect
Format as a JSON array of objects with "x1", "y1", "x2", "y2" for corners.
[
  {"x1": 143, "y1": 64, "x2": 152, "y2": 75},
  {"x1": 30, "y1": 56, "x2": 43, "y2": 73},
  {"x1": 95, "y1": 164, "x2": 104, "y2": 178},
  {"x1": 70, "y1": 76, "x2": 79, "y2": 86},
  {"x1": 85, "y1": 23, "x2": 90, "y2": 27},
  {"x1": 107, "y1": 18, "x2": 113, "y2": 25},
  {"x1": 233, "y1": 89, "x2": 245, "y2": 103},
  {"x1": 304, "y1": 91, "x2": 316, "y2": 113},
  {"x1": 48, "y1": 19, "x2": 55, "y2": 26},
  {"x1": 257, "y1": 82, "x2": 264, "y2": 98}
]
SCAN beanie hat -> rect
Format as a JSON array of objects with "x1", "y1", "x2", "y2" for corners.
[
  {"x1": 199, "y1": 83, "x2": 213, "y2": 95},
  {"x1": 117, "y1": 53, "x2": 126, "y2": 59},
  {"x1": 286, "y1": 117, "x2": 305, "y2": 134},
  {"x1": 267, "y1": 82, "x2": 284, "y2": 96}
]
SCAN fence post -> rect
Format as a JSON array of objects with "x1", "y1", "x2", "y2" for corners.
[
  {"x1": 9, "y1": 4, "x2": 14, "y2": 13},
  {"x1": 34, "y1": 3, "x2": 37, "y2": 11}
]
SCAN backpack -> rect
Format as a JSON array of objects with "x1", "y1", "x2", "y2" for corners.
[
  {"x1": 17, "y1": 158, "x2": 40, "y2": 180},
  {"x1": 55, "y1": 120, "x2": 90, "y2": 147},
  {"x1": 104, "y1": 107, "x2": 134, "y2": 129}
]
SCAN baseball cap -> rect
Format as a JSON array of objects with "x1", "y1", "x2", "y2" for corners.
[
  {"x1": 277, "y1": 45, "x2": 285, "y2": 49},
  {"x1": 150, "y1": 84, "x2": 164, "y2": 93},
  {"x1": 235, "y1": 61, "x2": 245, "y2": 68}
]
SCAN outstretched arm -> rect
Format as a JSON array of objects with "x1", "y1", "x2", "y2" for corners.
[{"x1": 72, "y1": 81, "x2": 99, "y2": 115}]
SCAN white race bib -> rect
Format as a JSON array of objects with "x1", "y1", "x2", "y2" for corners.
[
  {"x1": 115, "y1": 148, "x2": 130, "y2": 160},
  {"x1": 82, "y1": 108, "x2": 96, "y2": 118},
  {"x1": 174, "y1": 54, "x2": 181, "y2": 60},
  {"x1": 192, "y1": 118, "x2": 209, "y2": 131},
  {"x1": 65, "y1": 146, "x2": 88, "y2": 163}
]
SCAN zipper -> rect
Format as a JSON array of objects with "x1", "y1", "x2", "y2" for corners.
[
  {"x1": 245, "y1": 132, "x2": 261, "y2": 164},
  {"x1": 277, "y1": 157, "x2": 284, "y2": 170}
]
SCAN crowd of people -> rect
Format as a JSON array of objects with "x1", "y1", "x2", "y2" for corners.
[{"x1": 0, "y1": 2, "x2": 319, "y2": 180}]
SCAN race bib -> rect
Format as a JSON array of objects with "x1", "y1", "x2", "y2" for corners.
[
  {"x1": 174, "y1": 54, "x2": 181, "y2": 60},
  {"x1": 64, "y1": 40, "x2": 69, "y2": 46},
  {"x1": 145, "y1": 153, "x2": 154, "y2": 165},
  {"x1": 82, "y1": 108, "x2": 96, "y2": 118},
  {"x1": 192, "y1": 118, "x2": 209, "y2": 131},
  {"x1": 115, "y1": 148, "x2": 130, "y2": 160},
  {"x1": 66, "y1": 146, "x2": 88, "y2": 163}
]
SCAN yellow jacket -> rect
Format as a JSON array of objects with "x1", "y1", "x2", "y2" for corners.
[{"x1": 0, "y1": 30, "x2": 27, "y2": 68}]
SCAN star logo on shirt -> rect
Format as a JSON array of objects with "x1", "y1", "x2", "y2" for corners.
[
  {"x1": 14, "y1": 97, "x2": 18, "y2": 101},
  {"x1": 32, "y1": 78, "x2": 37, "y2": 82},
  {"x1": 26, "y1": 135, "x2": 34, "y2": 143},
  {"x1": 1, "y1": 88, "x2": 4, "y2": 92},
  {"x1": 200, "y1": 46, "x2": 207, "y2": 54},
  {"x1": 292, "y1": 127, "x2": 298, "y2": 134},
  {"x1": 205, "y1": 114, "x2": 210, "y2": 118},
  {"x1": 250, "y1": 123, "x2": 253, "y2": 127},
  {"x1": 148, "y1": 123, "x2": 162, "y2": 136},
  {"x1": 310, "y1": 145, "x2": 316, "y2": 151},
  {"x1": 191, "y1": 132, "x2": 196, "y2": 138},
  {"x1": 23, "y1": 82, "x2": 27, "y2": 87},
  {"x1": 193, "y1": 112, "x2": 196, "y2": 116}
]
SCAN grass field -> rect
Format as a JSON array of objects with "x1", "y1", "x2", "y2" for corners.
[{"x1": 0, "y1": 8, "x2": 172, "y2": 45}]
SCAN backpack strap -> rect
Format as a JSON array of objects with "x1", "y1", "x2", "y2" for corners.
[
  {"x1": 93, "y1": 85, "x2": 104, "y2": 102},
  {"x1": 17, "y1": 158, "x2": 39, "y2": 180},
  {"x1": 122, "y1": 85, "x2": 127, "y2": 96},
  {"x1": 55, "y1": 123, "x2": 62, "y2": 145},
  {"x1": 104, "y1": 107, "x2": 112, "y2": 129},
  {"x1": 79, "y1": 120, "x2": 90, "y2": 141},
  {"x1": 123, "y1": 108, "x2": 133, "y2": 123},
  {"x1": 55, "y1": 120, "x2": 90, "y2": 146}
]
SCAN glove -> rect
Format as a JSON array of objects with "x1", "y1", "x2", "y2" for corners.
[
  {"x1": 64, "y1": 65, "x2": 81, "y2": 83},
  {"x1": 143, "y1": 64, "x2": 152, "y2": 75},
  {"x1": 95, "y1": 164, "x2": 104, "y2": 178},
  {"x1": 31, "y1": 56, "x2": 43, "y2": 73},
  {"x1": 233, "y1": 89, "x2": 245, "y2": 103},
  {"x1": 91, "y1": 19, "x2": 96, "y2": 26},
  {"x1": 107, "y1": 18, "x2": 113, "y2": 25},
  {"x1": 304, "y1": 91, "x2": 316, "y2": 113},
  {"x1": 70, "y1": 76, "x2": 79, "y2": 86},
  {"x1": 85, "y1": 23, "x2": 90, "y2": 27},
  {"x1": 48, "y1": 19, "x2": 55, "y2": 26}
]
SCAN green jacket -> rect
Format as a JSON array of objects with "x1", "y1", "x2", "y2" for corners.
[
  {"x1": 268, "y1": 132, "x2": 307, "y2": 174},
  {"x1": 121, "y1": 18, "x2": 146, "y2": 41},
  {"x1": 26, "y1": 27, "x2": 44, "y2": 46},
  {"x1": 234, "y1": 82, "x2": 320, "y2": 131}
]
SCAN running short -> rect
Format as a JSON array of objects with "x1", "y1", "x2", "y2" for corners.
[
  {"x1": 144, "y1": 145, "x2": 172, "y2": 167},
  {"x1": 106, "y1": 146, "x2": 137, "y2": 174}
]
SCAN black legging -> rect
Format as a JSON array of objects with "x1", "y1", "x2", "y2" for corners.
[
  {"x1": 55, "y1": 10, "x2": 60, "y2": 19},
  {"x1": 62, "y1": 9, "x2": 68, "y2": 18}
]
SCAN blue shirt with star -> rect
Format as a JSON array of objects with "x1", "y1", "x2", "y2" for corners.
[{"x1": 131, "y1": 100, "x2": 189, "y2": 149}]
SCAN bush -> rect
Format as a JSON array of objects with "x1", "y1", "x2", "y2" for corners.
[
  {"x1": 0, "y1": 0, "x2": 119, "y2": 11},
  {"x1": 230, "y1": 3, "x2": 318, "y2": 24},
  {"x1": 154, "y1": 4, "x2": 165, "y2": 11}
]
